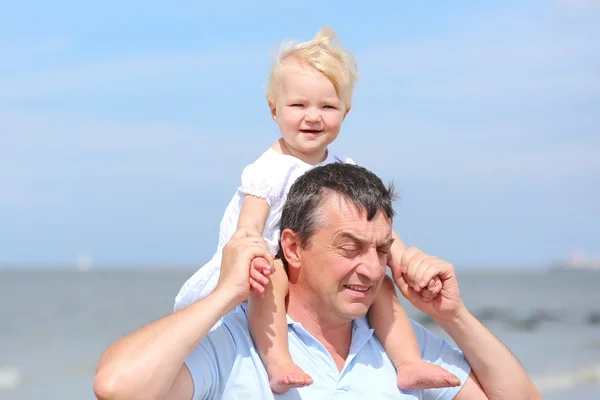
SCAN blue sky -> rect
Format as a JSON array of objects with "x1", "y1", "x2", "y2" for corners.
[{"x1": 1, "y1": 0, "x2": 598, "y2": 269}]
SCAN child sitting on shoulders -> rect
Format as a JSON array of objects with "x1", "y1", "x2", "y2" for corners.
[{"x1": 174, "y1": 25, "x2": 460, "y2": 394}]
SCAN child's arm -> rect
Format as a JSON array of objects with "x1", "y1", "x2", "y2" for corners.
[
  {"x1": 371, "y1": 230, "x2": 460, "y2": 390},
  {"x1": 243, "y1": 195, "x2": 314, "y2": 391},
  {"x1": 387, "y1": 230, "x2": 407, "y2": 280},
  {"x1": 388, "y1": 230, "x2": 407, "y2": 265},
  {"x1": 237, "y1": 194, "x2": 270, "y2": 233},
  {"x1": 237, "y1": 195, "x2": 272, "y2": 297}
]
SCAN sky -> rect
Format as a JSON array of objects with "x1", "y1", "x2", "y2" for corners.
[{"x1": 1, "y1": 0, "x2": 598, "y2": 270}]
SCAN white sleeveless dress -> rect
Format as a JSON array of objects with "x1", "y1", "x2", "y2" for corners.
[{"x1": 174, "y1": 148, "x2": 355, "y2": 310}]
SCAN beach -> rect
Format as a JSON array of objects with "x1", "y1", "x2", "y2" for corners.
[{"x1": 1, "y1": 268, "x2": 599, "y2": 399}]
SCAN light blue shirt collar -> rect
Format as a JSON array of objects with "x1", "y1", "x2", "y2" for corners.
[{"x1": 285, "y1": 311, "x2": 375, "y2": 375}]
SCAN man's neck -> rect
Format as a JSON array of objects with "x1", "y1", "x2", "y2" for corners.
[{"x1": 287, "y1": 289, "x2": 353, "y2": 371}]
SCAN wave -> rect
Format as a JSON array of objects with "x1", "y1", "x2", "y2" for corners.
[
  {"x1": 413, "y1": 307, "x2": 600, "y2": 332},
  {"x1": 0, "y1": 365, "x2": 21, "y2": 391},
  {"x1": 534, "y1": 363, "x2": 600, "y2": 393}
]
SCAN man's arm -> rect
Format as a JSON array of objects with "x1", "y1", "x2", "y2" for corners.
[
  {"x1": 94, "y1": 229, "x2": 272, "y2": 400},
  {"x1": 438, "y1": 310, "x2": 540, "y2": 400},
  {"x1": 94, "y1": 288, "x2": 239, "y2": 400},
  {"x1": 394, "y1": 247, "x2": 541, "y2": 400}
]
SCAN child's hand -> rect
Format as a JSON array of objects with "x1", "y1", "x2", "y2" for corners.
[
  {"x1": 249, "y1": 256, "x2": 272, "y2": 297},
  {"x1": 419, "y1": 276, "x2": 443, "y2": 302},
  {"x1": 389, "y1": 249, "x2": 443, "y2": 303},
  {"x1": 386, "y1": 236, "x2": 442, "y2": 302}
]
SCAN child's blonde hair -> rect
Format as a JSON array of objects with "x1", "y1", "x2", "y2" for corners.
[{"x1": 266, "y1": 26, "x2": 359, "y2": 112}]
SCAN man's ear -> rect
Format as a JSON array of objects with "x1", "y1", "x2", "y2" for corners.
[{"x1": 280, "y1": 228, "x2": 301, "y2": 269}]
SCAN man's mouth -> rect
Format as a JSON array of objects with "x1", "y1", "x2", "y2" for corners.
[{"x1": 344, "y1": 284, "x2": 371, "y2": 293}]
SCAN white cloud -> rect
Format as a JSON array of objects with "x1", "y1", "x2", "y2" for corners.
[
  {"x1": 1, "y1": 2, "x2": 597, "y2": 208},
  {"x1": 356, "y1": 9, "x2": 599, "y2": 101},
  {"x1": 339, "y1": 117, "x2": 600, "y2": 183},
  {"x1": 1, "y1": 111, "x2": 203, "y2": 153},
  {"x1": 0, "y1": 111, "x2": 269, "y2": 210},
  {"x1": 558, "y1": 0, "x2": 600, "y2": 8},
  {"x1": 407, "y1": 72, "x2": 599, "y2": 99},
  {"x1": 0, "y1": 36, "x2": 70, "y2": 60},
  {"x1": 361, "y1": 37, "x2": 590, "y2": 75},
  {"x1": 338, "y1": 6, "x2": 599, "y2": 183},
  {"x1": 0, "y1": 45, "x2": 266, "y2": 100},
  {"x1": 3, "y1": 109, "x2": 597, "y2": 198}
]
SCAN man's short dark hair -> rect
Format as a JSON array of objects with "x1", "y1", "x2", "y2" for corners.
[{"x1": 277, "y1": 162, "x2": 397, "y2": 263}]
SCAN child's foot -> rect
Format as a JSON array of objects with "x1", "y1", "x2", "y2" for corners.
[
  {"x1": 397, "y1": 360, "x2": 461, "y2": 390},
  {"x1": 268, "y1": 361, "x2": 314, "y2": 394}
]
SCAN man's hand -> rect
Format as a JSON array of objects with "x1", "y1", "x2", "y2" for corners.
[
  {"x1": 391, "y1": 246, "x2": 465, "y2": 322},
  {"x1": 218, "y1": 228, "x2": 274, "y2": 303}
]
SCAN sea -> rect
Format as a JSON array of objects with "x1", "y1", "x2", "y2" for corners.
[{"x1": 1, "y1": 268, "x2": 599, "y2": 399}]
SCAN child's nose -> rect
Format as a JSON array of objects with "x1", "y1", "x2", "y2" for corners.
[{"x1": 304, "y1": 108, "x2": 321, "y2": 122}]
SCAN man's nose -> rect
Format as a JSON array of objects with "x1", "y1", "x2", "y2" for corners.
[{"x1": 355, "y1": 249, "x2": 385, "y2": 281}]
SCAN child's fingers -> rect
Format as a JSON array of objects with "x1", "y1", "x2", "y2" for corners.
[
  {"x1": 250, "y1": 265, "x2": 270, "y2": 287},
  {"x1": 428, "y1": 277, "x2": 442, "y2": 294},
  {"x1": 253, "y1": 257, "x2": 272, "y2": 275},
  {"x1": 421, "y1": 277, "x2": 442, "y2": 301},
  {"x1": 258, "y1": 264, "x2": 272, "y2": 276},
  {"x1": 413, "y1": 261, "x2": 444, "y2": 291},
  {"x1": 249, "y1": 277, "x2": 265, "y2": 297}
]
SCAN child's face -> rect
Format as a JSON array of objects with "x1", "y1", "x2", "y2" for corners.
[{"x1": 271, "y1": 63, "x2": 347, "y2": 162}]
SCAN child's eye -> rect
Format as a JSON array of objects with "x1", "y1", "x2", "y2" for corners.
[
  {"x1": 291, "y1": 103, "x2": 304, "y2": 107},
  {"x1": 323, "y1": 105, "x2": 336, "y2": 109}
]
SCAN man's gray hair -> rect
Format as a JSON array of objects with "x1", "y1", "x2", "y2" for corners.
[{"x1": 278, "y1": 162, "x2": 397, "y2": 263}]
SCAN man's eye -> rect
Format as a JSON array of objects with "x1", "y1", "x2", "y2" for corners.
[{"x1": 378, "y1": 247, "x2": 391, "y2": 255}]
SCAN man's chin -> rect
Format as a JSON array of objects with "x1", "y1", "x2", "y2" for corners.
[{"x1": 343, "y1": 303, "x2": 371, "y2": 319}]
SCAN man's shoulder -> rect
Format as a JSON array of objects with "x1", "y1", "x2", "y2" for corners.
[
  {"x1": 185, "y1": 304, "x2": 274, "y2": 399},
  {"x1": 186, "y1": 304, "x2": 254, "y2": 374},
  {"x1": 193, "y1": 304, "x2": 254, "y2": 357},
  {"x1": 406, "y1": 318, "x2": 472, "y2": 400},
  {"x1": 209, "y1": 304, "x2": 251, "y2": 335}
]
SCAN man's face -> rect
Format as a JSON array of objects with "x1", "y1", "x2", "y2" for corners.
[{"x1": 294, "y1": 193, "x2": 394, "y2": 323}]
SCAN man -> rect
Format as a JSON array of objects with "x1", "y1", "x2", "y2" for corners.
[{"x1": 94, "y1": 163, "x2": 541, "y2": 399}]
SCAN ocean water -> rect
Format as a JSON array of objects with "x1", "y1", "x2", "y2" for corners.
[{"x1": 1, "y1": 268, "x2": 599, "y2": 399}]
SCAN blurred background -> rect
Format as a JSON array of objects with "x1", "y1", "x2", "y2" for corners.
[{"x1": 1, "y1": 0, "x2": 599, "y2": 398}]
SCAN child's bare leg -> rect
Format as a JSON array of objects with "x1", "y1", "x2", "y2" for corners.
[
  {"x1": 248, "y1": 258, "x2": 313, "y2": 393},
  {"x1": 370, "y1": 275, "x2": 461, "y2": 390}
]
